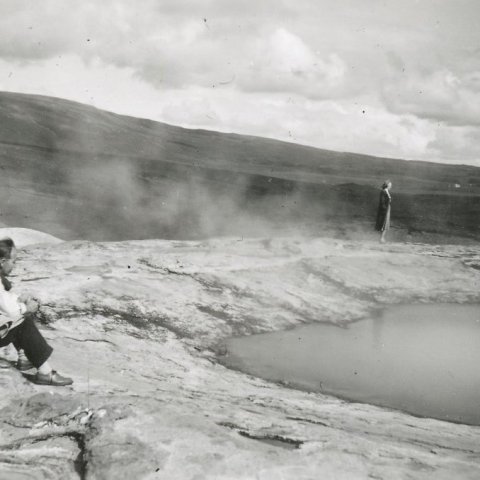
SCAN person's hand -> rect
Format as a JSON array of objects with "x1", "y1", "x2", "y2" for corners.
[
  {"x1": 18, "y1": 293, "x2": 30, "y2": 303},
  {"x1": 25, "y1": 299, "x2": 39, "y2": 313}
]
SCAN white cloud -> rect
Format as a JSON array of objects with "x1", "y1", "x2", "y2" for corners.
[
  {"x1": 426, "y1": 125, "x2": 480, "y2": 165},
  {"x1": 0, "y1": 56, "x2": 160, "y2": 118},
  {"x1": 238, "y1": 28, "x2": 348, "y2": 99},
  {"x1": 149, "y1": 87, "x2": 439, "y2": 163},
  {"x1": 383, "y1": 68, "x2": 480, "y2": 127},
  {"x1": 0, "y1": 0, "x2": 479, "y2": 165}
]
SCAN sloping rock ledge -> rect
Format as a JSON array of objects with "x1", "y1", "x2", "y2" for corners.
[{"x1": 0, "y1": 230, "x2": 479, "y2": 479}]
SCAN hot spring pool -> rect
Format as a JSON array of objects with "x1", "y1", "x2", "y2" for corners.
[{"x1": 221, "y1": 304, "x2": 480, "y2": 425}]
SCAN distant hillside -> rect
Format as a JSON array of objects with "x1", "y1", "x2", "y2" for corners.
[{"x1": 0, "y1": 91, "x2": 479, "y2": 241}]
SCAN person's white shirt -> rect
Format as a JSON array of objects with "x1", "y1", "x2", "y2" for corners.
[{"x1": 0, "y1": 282, "x2": 27, "y2": 336}]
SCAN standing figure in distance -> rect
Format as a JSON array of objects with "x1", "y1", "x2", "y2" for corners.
[{"x1": 375, "y1": 180, "x2": 392, "y2": 243}]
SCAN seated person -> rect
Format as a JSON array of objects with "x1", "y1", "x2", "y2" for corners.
[{"x1": 0, "y1": 237, "x2": 72, "y2": 386}]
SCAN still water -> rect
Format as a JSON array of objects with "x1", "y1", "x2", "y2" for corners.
[{"x1": 222, "y1": 304, "x2": 480, "y2": 425}]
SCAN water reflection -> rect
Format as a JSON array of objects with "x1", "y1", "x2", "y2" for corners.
[
  {"x1": 222, "y1": 304, "x2": 480, "y2": 425},
  {"x1": 371, "y1": 315, "x2": 385, "y2": 350}
]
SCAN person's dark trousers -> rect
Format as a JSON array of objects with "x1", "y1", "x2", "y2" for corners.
[{"x1": 0, "y1": 314, "x2": 53, "y2": 368}]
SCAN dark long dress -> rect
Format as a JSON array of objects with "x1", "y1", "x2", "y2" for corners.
[{"x1": 375, "y1": 189, "x2": 391, "y2": 232}]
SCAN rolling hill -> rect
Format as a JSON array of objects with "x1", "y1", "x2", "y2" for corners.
[{"x1": 1, "y1": 91, "x2": 479, "y2": 241}]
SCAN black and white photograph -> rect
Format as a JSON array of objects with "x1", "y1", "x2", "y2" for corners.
[{"x1": 0, "y1": 1, "x2": 479, "y2": 478}]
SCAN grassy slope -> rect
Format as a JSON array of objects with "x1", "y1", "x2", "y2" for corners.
[{"x1": 1, "y1": 91, "x2": 479, "y2": 241}]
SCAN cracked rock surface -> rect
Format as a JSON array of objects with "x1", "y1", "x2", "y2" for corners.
[{"x1": 0, "y1": 229, "x2": 479, "y2": 479}]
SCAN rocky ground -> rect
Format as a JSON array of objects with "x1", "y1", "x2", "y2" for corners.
[{"x1": 0, "y1": 228, "x2": 479, "y2": 479}]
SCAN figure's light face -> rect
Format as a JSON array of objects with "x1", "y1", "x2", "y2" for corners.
[{"x1": 0, "y1": 247, "x2": 17, "y2": 275}]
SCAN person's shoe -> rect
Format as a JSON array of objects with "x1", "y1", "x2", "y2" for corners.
[
  {"x1": 16, "y1": 356, "x2": 34, "y2": 371},
  {"x1": 0, "y1": 359, "x2": 11, "y2": 369},
  {"x1": 33, "y1": 370, "x2": 73, "y2": 386}
]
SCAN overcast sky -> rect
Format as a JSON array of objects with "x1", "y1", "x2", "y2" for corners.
[{"x1": 1, "y1": 0, "x2": 479, "y2": 165}]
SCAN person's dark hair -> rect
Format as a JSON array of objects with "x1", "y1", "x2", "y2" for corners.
[
  {"x1": 381, "y1": 180, "x2": 391, "y2": 189},
  {"x1": 0, "y1": 237, "x2": 15, "y2": 259}
]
